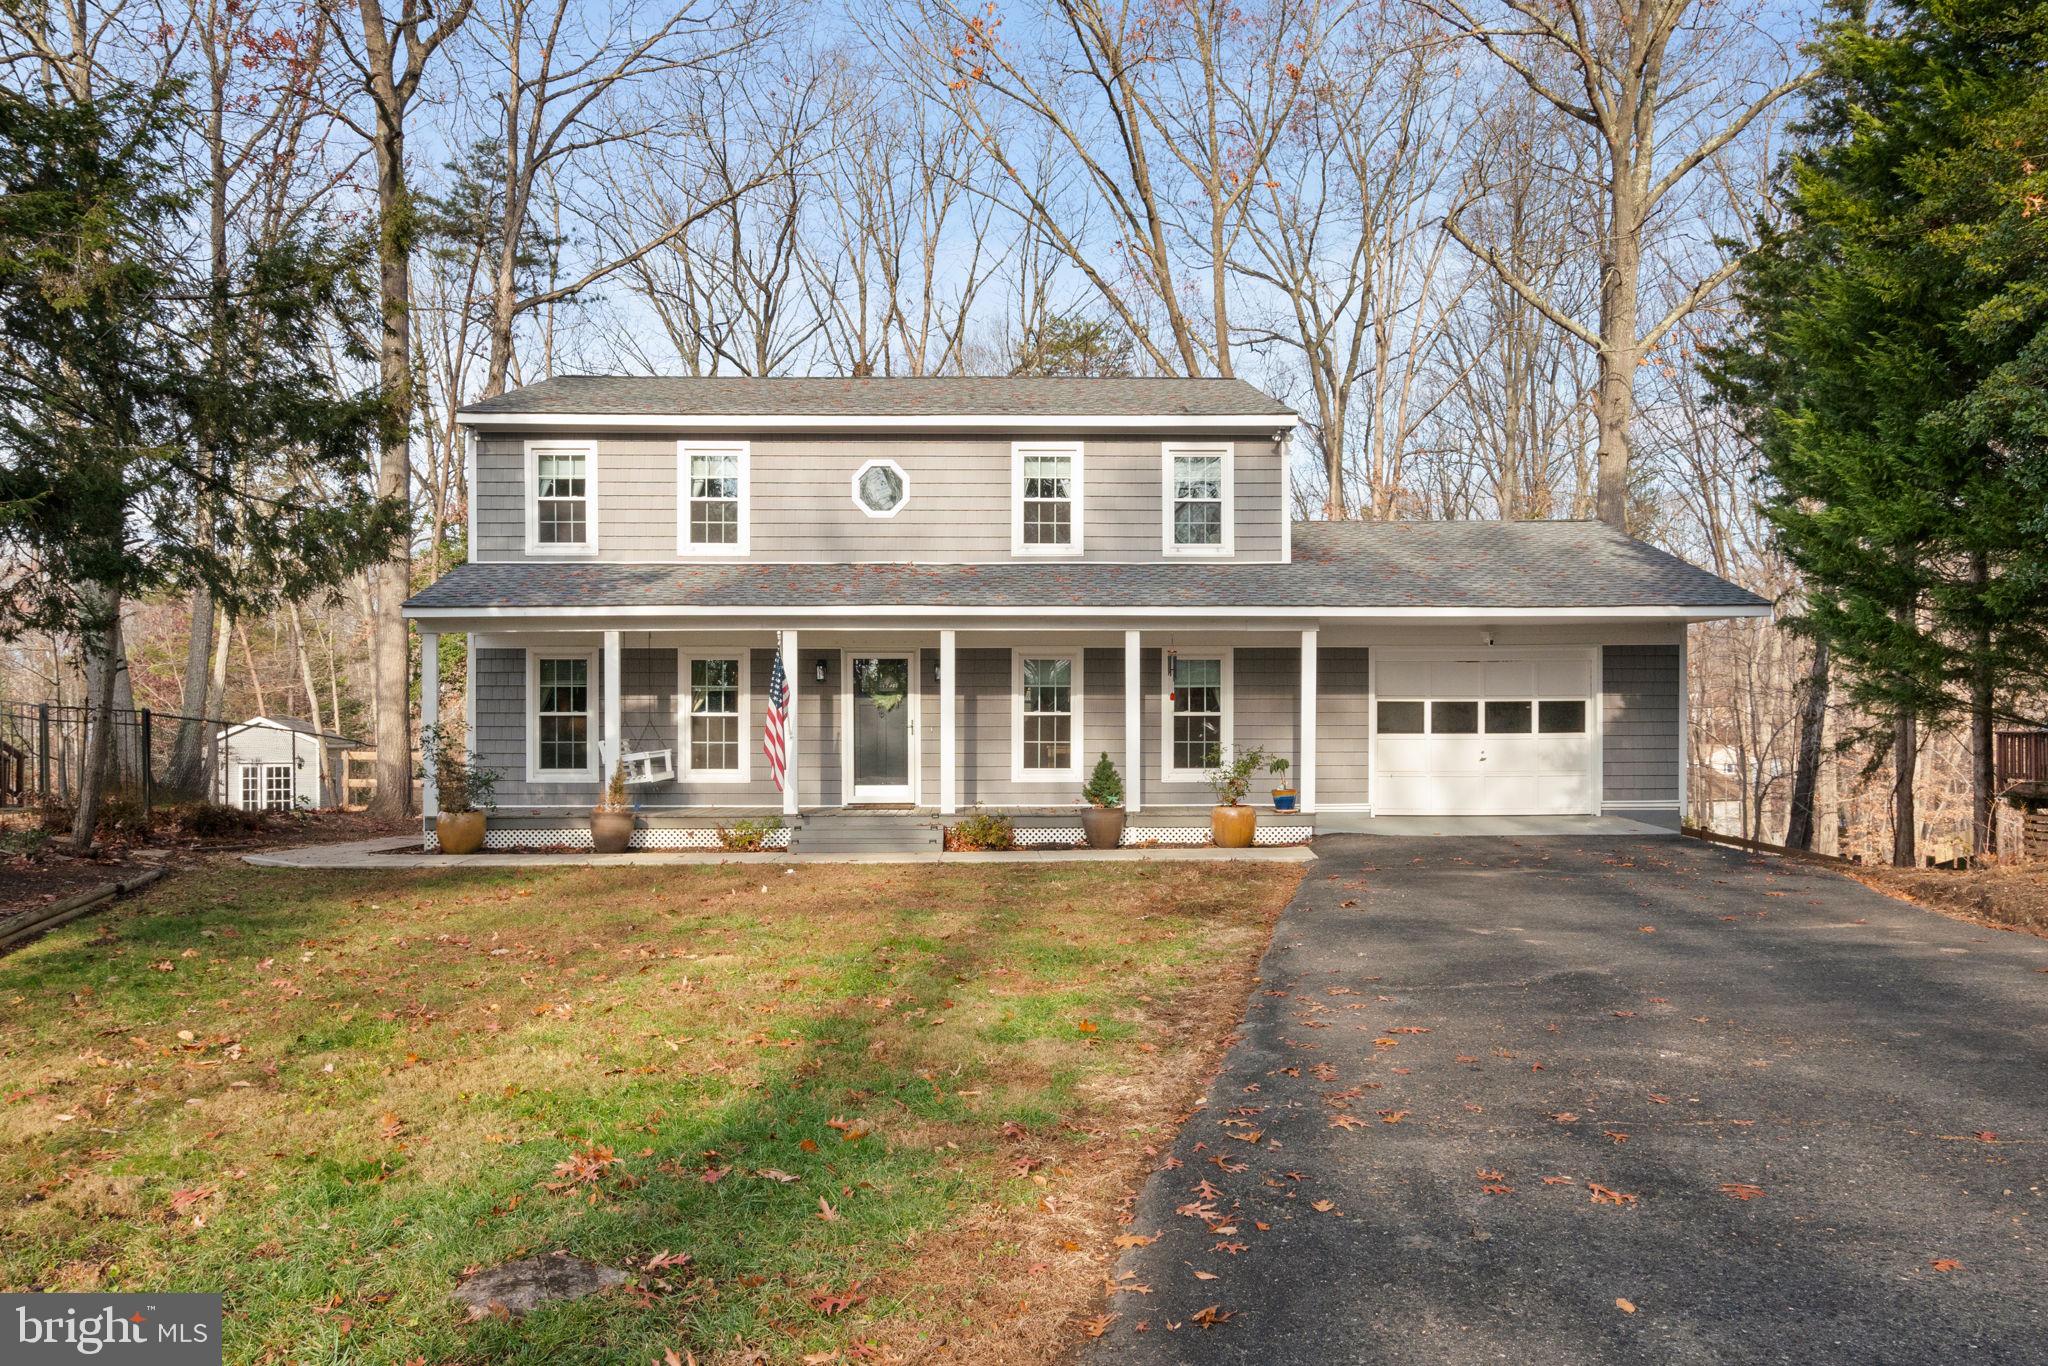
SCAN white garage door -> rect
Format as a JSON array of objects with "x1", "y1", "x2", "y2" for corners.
[{"x1": 1372, "y1": 652, "x2": 1595, "y2": 816}]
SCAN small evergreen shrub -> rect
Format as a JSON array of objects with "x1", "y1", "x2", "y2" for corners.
[{"x1": 1081, "y1": 752, "x2": 1124, "y2": 808}]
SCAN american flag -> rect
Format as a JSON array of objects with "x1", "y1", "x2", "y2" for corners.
[{"x1": 764, "y1": 641, "x2": 790, "y2": 791}]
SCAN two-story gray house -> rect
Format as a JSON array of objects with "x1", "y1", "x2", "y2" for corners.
[{"x1": 402, "y1": 377, "x2": 1769, "y2": 850}]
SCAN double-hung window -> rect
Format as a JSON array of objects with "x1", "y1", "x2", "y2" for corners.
[
  {"x1": 1012, "y1": 652, "x2": 1083, "y2": 781},
  {"x1": 1012, "y1": 442, "x2": 1083, "y2": 555},
  {"x1": 678, "y1": 441, "x2": 749, "y2": 555},
  {"x1": 526, "y1": 440, "x2": 598, "y2": 555},
  {"x1": 1163, "y1": 652, "x2": 1232, "y2": 780},
  {"x1": 530, "y1": 653, "x2": 596, "y2": 780},
  {"x1": 1162, "y1": 443, "x2": 1233, "y2": 556},
  {"x1": 682, "y1": 653, "x2": 749, "y2": 780}
]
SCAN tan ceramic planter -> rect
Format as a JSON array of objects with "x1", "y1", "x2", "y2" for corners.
[
  {"x1": 590, "y1": 810, "x2": 635, "y2": 854},
  {"x1": 1211, "y1": 804, "x2": 1256, "y2": 848},
  {"x1": 1081, "y1": 806, "x2": 1126, "y2": 850},
  {"x1": 435, "y1": 810, "x2": 486, "y2": 855}
]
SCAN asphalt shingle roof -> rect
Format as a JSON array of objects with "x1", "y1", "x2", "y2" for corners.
[
  {"x1": 405, "y1": 521, "x2": 1768, "y2": 613},
  {"x1": 457, "y1": 375, "x2": 1295, "y2": 419}
]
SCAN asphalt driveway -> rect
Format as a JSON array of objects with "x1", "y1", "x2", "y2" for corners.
[{"x1": 1084, "y1": 836, "x2": 2048, "y2": 1365}]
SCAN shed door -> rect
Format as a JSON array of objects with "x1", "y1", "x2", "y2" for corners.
[{"x1": 1372, "y1": 654, "x2": 1595, "y2": 815}]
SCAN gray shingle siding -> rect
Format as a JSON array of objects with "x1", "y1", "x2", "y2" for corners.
[
  {"x1": 1602, "y1": 643, "x2": 1682, "y2": 806},
  {"x1": 473, "y1": 432, "x2": 1287, "y2": 564},
  {"x1": 1317, "y1": 647, "x2": 1371, "y2": 806}
]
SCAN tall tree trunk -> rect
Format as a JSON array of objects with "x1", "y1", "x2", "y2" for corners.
[
  {"x1": 68, "y1": 595, "x2": 122, "y2": 852},
  {"x1": 166, "y1": 584, "x2": 215, "y2": 795},
  {"x1": 237, "y1": 618, "x2": 268, "y2": 715},
  {"x1": 1593, "y1": 170, "x2": 1642, "y2": 530},
  {"x1": 1784, "y1": 638, "x2": 1829, "y2": 850},
  {"x1": 1892, "y1": 708, "x2": 1917, "y2": 869},
  {"x1": 209, "y1": 615, "x2": 231, "y2": 803},
  {"x1": 365, "y1": 84, "x2": 415, "y2": 822},
  {"x1": 1969, "y1": 552, "x2": 1994, "y2": 859},
  {"x1": 288, "y1": 600, "x2": 327, "y2": 737}
]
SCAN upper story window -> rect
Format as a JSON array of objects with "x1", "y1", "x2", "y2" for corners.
[
  {"x1": 1162, "y1": 442, "x2": 1233, "y2": 557},
  {"x1": 852, "y1": 459, "x2": 909, "y2": 517},
  {"x1": 678, "y1": 441, "x2": 750, "y2": 556},
  {"x1": 1011, "y1": 441, "x2": 1084, "y2": 556},
  {"x1": 524, "y1": 440, "x2": 599, "y2": 556}
]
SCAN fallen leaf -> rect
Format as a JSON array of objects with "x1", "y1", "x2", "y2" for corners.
[
  {"x1": 1719, "y1": 1183, "x2": 1765, "y2": 1201},
  {"x1": 1192, "y1": 1270, "x2": 1218, "y2": 1280},
  {"x1": 1190, "y1": 1304, "x2": 1234, "y2": 1328},
  {"x1": 1930, "y1": 1258, "x2": 1962, "y2": 1273},
  {"x1": 1112, "y1": 1233, "x2": 1155, "y2": 1249},
  {"x1": 1616, "y1": 1298, "x2": 1637, "y2": 1314},
  {"x1": 1587, "y1": 1183, "x2": 1638, "y2": 1207}
]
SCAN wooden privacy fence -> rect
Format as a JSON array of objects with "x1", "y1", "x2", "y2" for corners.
[{"x1": 1995, "y1": 730, "x2": 2047, "y2": 791}]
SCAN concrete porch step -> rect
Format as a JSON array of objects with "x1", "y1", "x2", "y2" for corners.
[{"x1": 790, "y1": 812, "x2": 943, "y2": 854}]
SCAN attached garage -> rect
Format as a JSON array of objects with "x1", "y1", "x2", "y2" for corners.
[{"x1": 1370, "y1": 649, "x2": 1598, "y2": 816}]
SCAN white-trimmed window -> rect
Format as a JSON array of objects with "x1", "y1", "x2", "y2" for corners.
[
  {"x1": 525, "y1": 440, "x2": 599, "y2": 555},
  {"x1": 528, "y1": 652, "x2": 597, "y2": 781},
  {"x1": 1161, "y1": 443, "x2": 1233, "y2": 556},
  {"x1": 1012, "y1": 651, "x2": 1083, "y2": 782},
  {"x1": 239, "y1": 764, "x2": 260, "y2": 811},
  {"x1": 1162, "y1": 651, "x2": 1233, "y2": 781},
  {"x1": 681, "y1": 652, "x2": 750, "y2": 781},
  {"x1": 678, "y1": 441, "x2": 749, "y2": 555},
  {"x1": 851, "y1": 458, "x2": 909, "y2": 518},
  {"x1": 242, "y1": 762, "x2": 291, "y2": 811},
  {"x1": 1011, "y1": 442, "x2": 1083, "y2": 555}
]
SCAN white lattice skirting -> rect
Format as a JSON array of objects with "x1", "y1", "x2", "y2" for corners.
[{"x1": 425, "y1": 826, "x2": 792, "y2": 852}]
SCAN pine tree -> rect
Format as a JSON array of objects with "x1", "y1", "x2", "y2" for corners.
[{"x1": 1711, "y1": 0, "x2": 2048, "y2": 865}]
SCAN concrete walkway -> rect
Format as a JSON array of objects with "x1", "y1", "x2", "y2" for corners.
[
  {"x1": 1313, "y1": 813, "x2": 1678, "y2": 837},
  {"x1": 244, "y1": 834, "x2": 1316, "y2": 869}
]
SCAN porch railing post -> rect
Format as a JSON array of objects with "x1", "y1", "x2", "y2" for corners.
[
  {"x1": 1299, "y1": 629, "x2": 1317, "y2": 814},
  {"x1": 1124, "y1": 630, "x2": 1142, "y2": 815},
  {"x1": 939, "y1": 629, "x2": 957, "y2": 815},
  {"x1": 782, "y1": 630, "x2": 800, "y2": 819},
  {"x1": 420, "y1": 631, "x2": 440, "y2": 821}
]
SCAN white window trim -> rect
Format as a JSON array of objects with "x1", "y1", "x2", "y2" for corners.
[
  {"x1": 523, "y1": 439, "x2": 600, "y2": 557},
  {"x1": 1010, "y1": 649, "x2": 1086, "y2": 784},
  {"x1": 1161, "y1": 442, "x2": 1234, "y2": 557},
  {"x1": 238, "y1": 763, "x2": 261, "y2": 812},
  {"x1": 676, "y1": 440, "x2": 750, "y2": 557},
  {"x1": 851, "y1": 458, "x2": 910, "y2": 519},
  {"x1": 1010, "y1": 441, "x2": 1085, "y2": 557},
  {"x1": 1160, "y1": 647, "x2": 1234, "y2": 783},
  {"x1": 526, "y1": 649, "x2": 600, "y2": 784},
  {"x1": 677, "y1": 648, "x2": 752, "y2": 783},
  {"x1": 262, "y1": 763, "x2": 294, "y2": 812}
]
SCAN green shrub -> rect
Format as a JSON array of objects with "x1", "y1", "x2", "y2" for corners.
[
  {"x1": 1081, "y1": 752, "x2": 1124, "y2": 808},
  {"x1": 176, "y1": 802, "x2": 268, "y2": 839},
  {"x1": 951, "y1": 810, "x2": 1015, "y2": 851},
  {"x1": 718, "y1": 816, "x2": 783, "y2": 851}
]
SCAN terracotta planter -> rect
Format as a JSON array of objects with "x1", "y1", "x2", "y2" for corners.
[
  {"x1": 1211, "y1": 803, "x2": 1256, "y2": 848},
  {"x1": 590, "y1": 809, "x2": 635, "y2": 854},
  {"x1": 1081, "y1": 805, "x2": 1126, "y2": 850},
  {"x1": 435, "y1": 810, "x2": 486, "y2": 855}
]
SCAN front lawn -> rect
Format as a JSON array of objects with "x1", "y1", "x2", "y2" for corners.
[{"x1": 0, "y1": 859, "x2": 1299, "y2": 1363}]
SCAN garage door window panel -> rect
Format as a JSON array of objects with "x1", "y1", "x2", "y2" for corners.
[
  {"x1": 1538, "y1": 699, "x2": 1586, "y2": 733},
  {"x1": 1485, "y1": 700, "x2": 1533, "y2": 733},
  {"x1": 1431, "y1": 700, "x2": 1478, "y2": 734}
]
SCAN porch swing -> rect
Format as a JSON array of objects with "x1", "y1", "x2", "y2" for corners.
[{"x1": 615, "y1": 632, "x2": 675, "y2": 786}]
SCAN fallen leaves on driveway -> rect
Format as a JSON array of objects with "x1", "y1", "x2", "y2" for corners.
[{"x1": 1719, "y1": 1183, "x2": 1766, "y2": 1201}]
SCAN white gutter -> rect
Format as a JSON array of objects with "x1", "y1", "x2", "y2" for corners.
[{"x1": 454, "y1": 411, "x2": 1300, "y2": 432}]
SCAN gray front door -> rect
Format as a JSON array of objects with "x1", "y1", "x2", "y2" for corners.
[{"x1": 851, "y1": 655, "x2": 914, "y2": 801}]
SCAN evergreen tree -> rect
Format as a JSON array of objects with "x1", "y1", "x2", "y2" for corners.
[
  {"x1": 0, "y1": 83, "x2": 402, "y2": 846},
  {"x1": 1710, "y1": 0, "x2": 2048, "y2": 865}
]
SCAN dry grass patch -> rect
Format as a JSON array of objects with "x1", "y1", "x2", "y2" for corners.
[
  {"x1": 1854, "y1": 859, "x2": 2048, "y2": 936},
  {"x1": 0, "y1": 857, "x2": 1300, "y2": 1363}
]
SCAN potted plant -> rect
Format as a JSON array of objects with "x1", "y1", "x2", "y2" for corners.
[
  {"x1": 1080, "y1": 752, "x2": 1126, "y2": 849},
  {"x1": 1206, "y1": 745, "x2": 1273, "y2": 848},
  {"x1": 420, "y1": 724, "x2": 498, "y2": 855},
  {"x1": 590, "y1": 760, "x2": 635, "y2": 853},
  {"x1": 1269, "y1": 757, "x2": 1297, "y2": 812}
]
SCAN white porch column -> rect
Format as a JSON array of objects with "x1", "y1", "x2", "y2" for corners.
[
  {"x1": 782, "y1": 629, "x2": 800, "y2": 817},
  {"x1": 601, "y1": 629, "x2": 622, "y2": 782},
  {"x1": 1124, "y1": 629, "x2": 1142, "y2": 814},
  {"x1": 420, "y1": 631, "x2": 439, "y2": 819},
  {"x1": 939, "y1": 629, "x2": 957, "y2": 814},
  {"x1": 1299, "y1": 627, "x2": 1318, "y2": 814}
]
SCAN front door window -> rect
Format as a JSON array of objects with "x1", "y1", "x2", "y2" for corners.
[{"x1": 851, "y1": 656, "x2": 913, "y2": 800}]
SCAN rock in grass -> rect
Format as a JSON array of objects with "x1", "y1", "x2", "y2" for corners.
[{"x1": 453, "y1": 1253, "x2": 626, "y2": 1319}]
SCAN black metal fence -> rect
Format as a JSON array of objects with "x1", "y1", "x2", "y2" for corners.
[{"x1": 0, "y1": 702, "x2": 236, "y2": 816}]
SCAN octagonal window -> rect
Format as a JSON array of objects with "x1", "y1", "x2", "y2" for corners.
[{"x1": 852, "y1": 459, "x2": 909, "y2": 518}]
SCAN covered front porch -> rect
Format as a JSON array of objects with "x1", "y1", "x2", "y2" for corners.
[{"x1": 416, "y1": 622, "x2": 1326, "y2": 851}]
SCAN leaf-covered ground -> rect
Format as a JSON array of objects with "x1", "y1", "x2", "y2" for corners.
[{"x1": 0, "y1": 858, "x2": 1300, "y2": 1364}]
